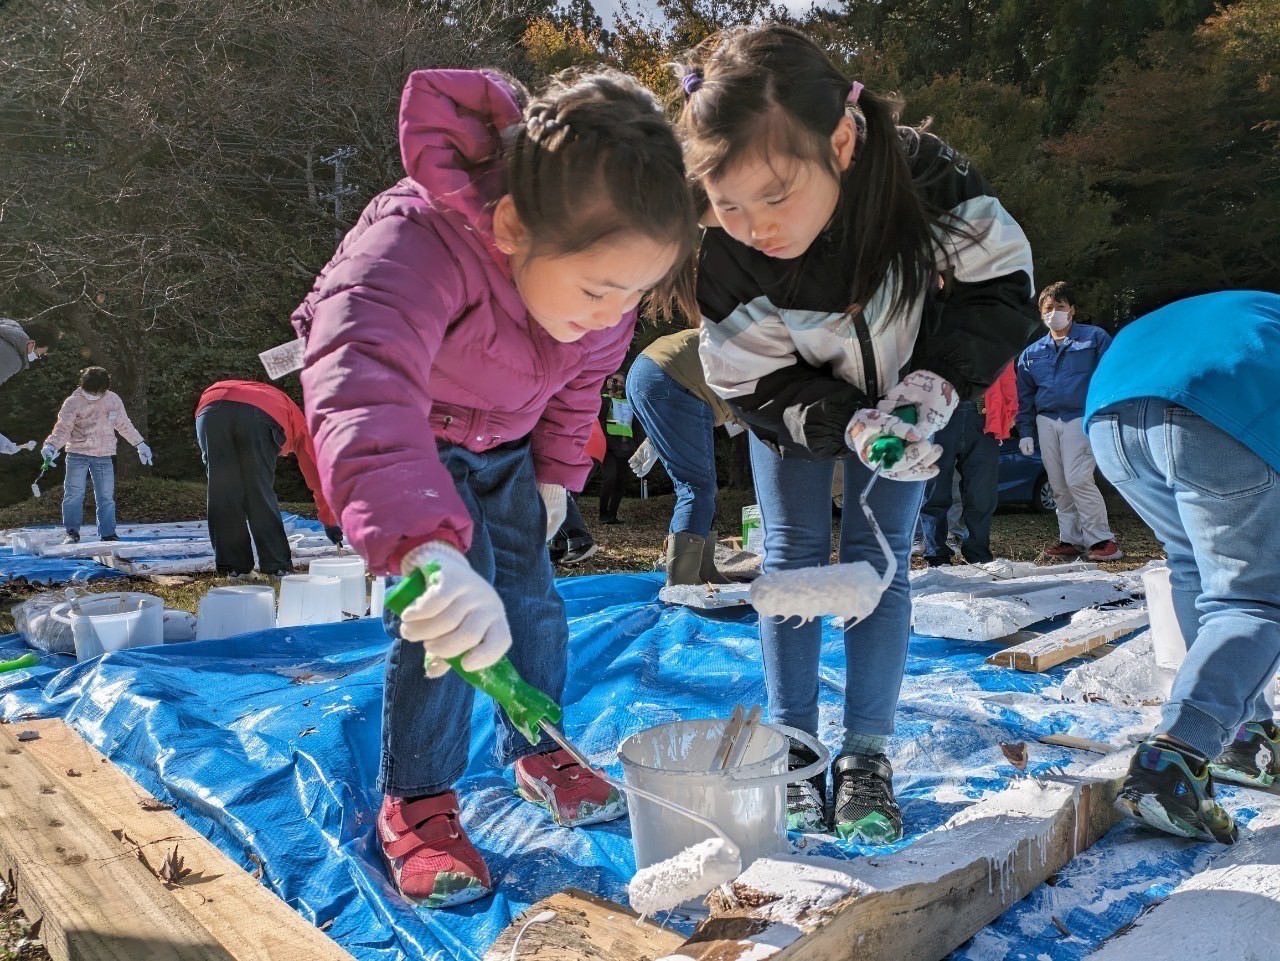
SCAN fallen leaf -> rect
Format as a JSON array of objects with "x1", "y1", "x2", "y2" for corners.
[
  {"x1": 66, "y1": 769, "x2": 81, "y2": 778},
  {"x1": 298, "y1": 726, "x2": 317, "y2": 738},
  {"x1": 247, "y1": 851, "x2": 265, "y2": 880},
  {"x1": 16, "y1": 731, "x2": 40, "y2": 742},
  {"x1": 158, "y1": 845, "x2": 192, "y2": 885},
  {"x1": 1052, "y1": 916, "x2": 1071, "y2": 937},
  {"x1": 290, "y1": 673, "x2": 315, "y2": 685},
  {"x1": 140, "y1": 797, "x2": 174, "y2": 812},
  {"x1": 319, "y1": 919, "x2": 334, "y2": 932},
  {"x1": 1000, "y1": 741, "x2": 1029, "y2": 771}
]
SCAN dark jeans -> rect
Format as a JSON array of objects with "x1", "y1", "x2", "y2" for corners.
[
  {"x1": 195, "y1": 400, "x2": 291, "y2": 574},
  {"x1": 919, "y1": 401, "x2": 999, "y2": 564},
  {"x1": 599, "y1": 449, "x2": 629, "y2": 520},
  {"x1": 378, "y1": 439, "x2": 566, "y2": 796}
]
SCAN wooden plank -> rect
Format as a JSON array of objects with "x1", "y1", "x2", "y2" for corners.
[
  {"x1": 1087, "y1": 813, "x2": 1280, "y2": 960},
  {"x1": 987, "y1": 604, "x2": 1149, "y2": 672},
  {"x1": 483, "y1": 888, "x2": 684, "y2": 961},
  {"x1": 17, "y1": 719, "x2": 355, "y2": 961},
  {"x1": 0, "y1": 724, "x2": 233, "y2": 961},
  {"x1": 1038, "y1": 733, "x2": 1123, "y2": 755},
  {"x1": 662, "y1": 754, "x2": 1128, "y2": 961}
]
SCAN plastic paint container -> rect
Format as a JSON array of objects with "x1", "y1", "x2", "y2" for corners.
[
  {"x1": 369, "y1": 576, "x2": 386, "y2": 618},
  {"x1": 309, "y1": 556, "x2": 367, "y2": 616},
  {"x1": 51, "y1": 592, "x2": 165, "y2": 660},
  {"x1": 196, "y1": 585, "x2": 276, "y2": 641},
  {"x1": 276, "y1": 574, "x2": 344, "y2": 627}
]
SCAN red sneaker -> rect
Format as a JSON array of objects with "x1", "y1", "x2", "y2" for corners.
[
  {"x1": 377, "y1": 793, "x2": 491, "y2": 908},
  {"x1": 1086, "y1": 539, "x2": 1124, "y2": 561},
  {"x1": 514, "y1": 749, "x2": 628, "y2": 827},
  {"x1": 1040, "y1": 541, "x2": 1084, "y2": 561}
]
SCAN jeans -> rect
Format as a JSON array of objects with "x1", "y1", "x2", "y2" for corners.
[
  {"x1": 1089, "y1": 399, "x2": 1280, "y2": 758},
  {"x1": 919, "y1": 402, "x2": 999, "y2": 564},
  {"x1": 195, "y1": 400, "x2": 291, "y2": 575},
  {"x1": 749, "y1": 433, "x2": 924, "y2": 738},
  {"x1": 627, "y1": 355, "x2": 718, "y2": 536},
  {"x1": 62, "y1": 453, "x2": 116, "y2": 537},
  {"x1": 378, "y1": 438, "x2": 567, "y2": 796}
]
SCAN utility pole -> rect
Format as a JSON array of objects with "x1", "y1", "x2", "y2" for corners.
[{"x1": 320, "y1": 147, "x2": 358, "y2": 246}]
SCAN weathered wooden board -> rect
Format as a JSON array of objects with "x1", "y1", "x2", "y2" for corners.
[
  {"x1": 914, "y1": 577, "x2": 1135, "y2": 641},
  {"x1": 988, "y1": 603, "x2": 1149, "y2": 672},
  {"x1": 483, "y1": 888, "x2": 684, "y2": 961}
]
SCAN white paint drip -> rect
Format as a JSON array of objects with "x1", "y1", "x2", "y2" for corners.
[
  {"x1": 628, "y1": 838, "x2": 740, "y2": 916},
  {"x1": 751, "y1": 562, "x2": 887, "y2": 624}
]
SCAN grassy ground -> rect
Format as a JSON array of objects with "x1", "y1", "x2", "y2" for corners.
[{"x1": 0, "y1": 480, "x2": 1161, "y2": 957}]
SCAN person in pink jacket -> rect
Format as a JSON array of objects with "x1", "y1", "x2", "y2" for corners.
[
  {"x1": 292, "y1": 67, "x2": 696, "y2": 908},
  {"x1": 41, "y1": 366, "x2": 153, "y2": 544}
]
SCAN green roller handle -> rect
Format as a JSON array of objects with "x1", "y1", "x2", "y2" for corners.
[
  {"x1": 384, "y1": 564, "x2": 562, "y2": 745},
  {"x1": 866, "y1": 405, "x2": 919, "y2": 469},
  {"x1": 0, "y1": 652, "x2": 39, "y2": 674}
]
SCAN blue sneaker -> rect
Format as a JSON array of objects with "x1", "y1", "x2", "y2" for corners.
[{"x1": 1117, "y1": 740, "x2": 1237, "y2": 844}]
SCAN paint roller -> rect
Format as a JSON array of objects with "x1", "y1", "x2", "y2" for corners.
[
  {"x1": 384, "y1": 570, "x2": 743, "y2": 914},
  {"x1": 750, "y1": 406, "x2": 916, "y2": 625},
  {"x1": 30, "y1": 454, "x2": 56, "y2": 499}
]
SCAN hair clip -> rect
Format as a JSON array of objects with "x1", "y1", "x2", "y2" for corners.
[
  {"x1": 847, "y1": 81, "x2": 864, "y2": 104},
  {"x1": 681, "y1": 72, "x2": 703, "y2": 97}
]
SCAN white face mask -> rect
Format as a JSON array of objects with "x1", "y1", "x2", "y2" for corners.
[
  {"x1": 1043, "y1": 309, "x2": 1072, "y2": 332},
  {"x1": 27, "y1": 351, "x2": 39, "y2": 362}
]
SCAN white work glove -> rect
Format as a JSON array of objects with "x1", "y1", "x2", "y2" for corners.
[
  {"x1": 40, "y1": 444, "x2": 58, "y2": 464},
  {"x1": 398, "y1": 542, "x2": 512, "y2": 679},
  {"x1": 629, "y1": 437, "x2": 658, "y2": 478},
  {"x1": 537, "y1": 482, "x2": 567, "y2": 542},
  {"x1": 136, "y1": 442, "x2": 153, "y2": 466},
  {"x1": 1019, "y1": 437, "x2": 1035, "y2": 457},
  {"x1": 845, "y1": 409, "x2": 943, "y2": 480},
  {"x1": 0, "y1": 433, "x2": 23, "y2": 456},
  {"x1": 878, "y1": 370, "x2": 960, "y2": 435}
]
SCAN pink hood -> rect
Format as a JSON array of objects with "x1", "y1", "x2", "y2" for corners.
[{"x1": 293, "y1": 70, "x2": 636, "y2": 574}]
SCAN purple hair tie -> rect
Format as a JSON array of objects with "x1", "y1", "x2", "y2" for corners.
[
  {"x1": 682, "y1": 72, "x2": 703, "y2": 97},
  {"x1": 847, "y1": 80, "x2": 864, "y2": 104}
]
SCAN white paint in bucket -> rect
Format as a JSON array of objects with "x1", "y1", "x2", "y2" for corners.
[
  {"x1": 618, "y1": 719, "x2": 828, "y2": 880},
  {"x1": 196, "y1": 585, "x2": 276, "y2": 640},
  {"x1": 308, "y1": 556, "x2": 367, "y2": 616},
  {"x1": 50, "y1": 592, "x2": 165, "y2": 660}
]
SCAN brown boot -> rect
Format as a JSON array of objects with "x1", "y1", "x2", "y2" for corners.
[
  {"x1": 665, "y1": 532, "x2": 706, "y2": 587},
  {"x1": 699, "y1": 530, "x2": 731, "y2": 585}
]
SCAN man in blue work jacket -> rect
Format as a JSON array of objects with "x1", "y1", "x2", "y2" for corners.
[{"x1": 1016, "y1": 282, "x2": 1121, "y2": 562}]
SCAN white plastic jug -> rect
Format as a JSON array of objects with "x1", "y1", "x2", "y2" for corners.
[
  {"x1": 50, "y1": 592, "x2": 165, "y2": 660},
  {"x1": 618, "y1": 719, "x2": 827, "y2": 876},
  {"x1": 309, "y1": 556, "x2": 367, "y2": 616},
  {"x1": 276, "y1": 574, "x2": 343, "y2": 627},
  {"x1": 369, "y1": 576, "x2": 386, "y2": 619},
  {"x1": 196, "y1": 585, "x2": 276, "y2": 640}
]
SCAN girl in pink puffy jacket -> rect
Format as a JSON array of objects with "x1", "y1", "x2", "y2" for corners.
[
  {"x1": 42, "y1": 366, "x2": 152, "y2": 545},
  {"x1": 293, "y1": 68, "x2": 697, "y2": 908}
]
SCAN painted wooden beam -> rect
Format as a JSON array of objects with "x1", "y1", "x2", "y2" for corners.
[
  {"x1": 988, "y1": 603, "x2": 1149, "y2": 672},
  {"x1": 914, "y1": 577, "x2": 1135, "y2": 642},
  {"x1": 660, "y1": 755, "x2": 1128, "y2": 961}
]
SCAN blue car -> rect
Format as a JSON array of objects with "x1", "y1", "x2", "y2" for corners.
[{"x1": 997, "y1": 438, "x2": 1056, "y2": 513}]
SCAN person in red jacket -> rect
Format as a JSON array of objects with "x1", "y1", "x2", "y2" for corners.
[{"x1": 195, "y1": 380, "x2": 341, "y2": 576}]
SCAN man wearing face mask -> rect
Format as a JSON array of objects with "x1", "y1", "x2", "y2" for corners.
[
  {"x1": 1015, "y1": 282, "x2": 1121, "y2": 562},
  {"x1": 0, "y1": 316, "x2": 58, "y2": 388}
]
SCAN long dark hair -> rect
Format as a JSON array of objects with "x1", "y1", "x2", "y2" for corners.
[
  {"x1": 676, "y1": 24, "x2": 972, "y2": 319},
  {"x1": 502, "y1": 68, "x2": 699, "y2": 320}
]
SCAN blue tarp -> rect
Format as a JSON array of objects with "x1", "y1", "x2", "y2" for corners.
[
  {"x1": 0, "y1": 572, "x2": 1272, "y2": 960},
  {"x1": 0, "y1": 545, "x2": 126, "y2": 585}
]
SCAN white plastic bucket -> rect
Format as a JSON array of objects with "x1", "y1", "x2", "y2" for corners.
[
  {"x1": 369, "y1": 577, "x2": 386, "y2": 618},
  {"x1": 618, "y1": 719, "x2": 827, "y2": 875},
  {"x1": 196, "y1": 585, "x2": 276, "y2": 640},
  {"x1": 50, "y1": 592, "x2": 165, "y2": 660},
  {"x1": 276, "y1": 574, "x2": 343, "y2": 627},
  {"x1": 309, "y1": 556, "x2": 367, "y2": 615}
]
